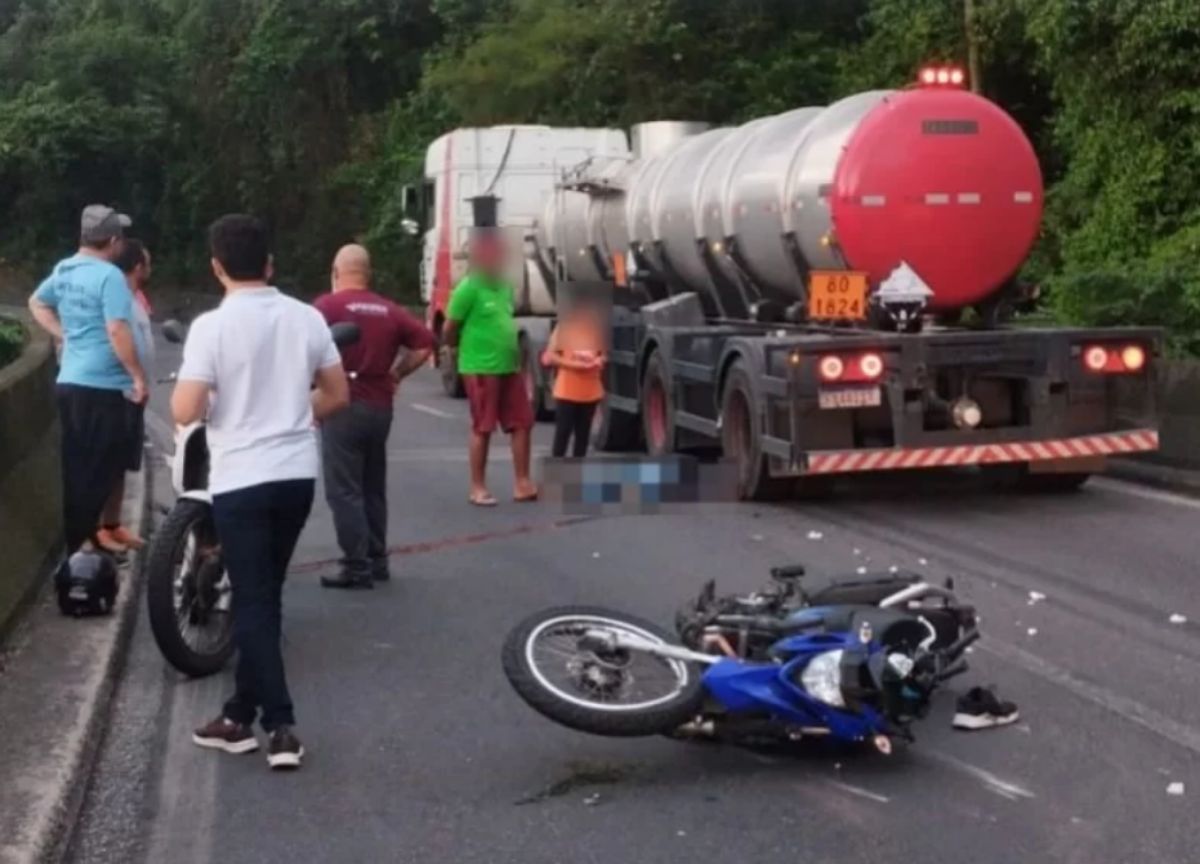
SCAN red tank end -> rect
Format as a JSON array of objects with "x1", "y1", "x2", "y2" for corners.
[{"x1": 830, "y1": 89, "x2": 1043, "y2": 311}]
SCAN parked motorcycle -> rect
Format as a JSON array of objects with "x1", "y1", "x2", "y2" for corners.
[
  {"x1": 145, "y1": 318, "x2": 360, "y2": 677},
  {"x1": 502, "y1": 566, "x2": 977, "y2": 752}
]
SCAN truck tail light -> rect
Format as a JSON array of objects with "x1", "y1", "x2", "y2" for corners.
[
  {"x1": 1082, "y1": 343, "x2": 1148, "y2": 375},
  {"x1": 818, "y1": 352, "x2": 885, "y2": 383}
]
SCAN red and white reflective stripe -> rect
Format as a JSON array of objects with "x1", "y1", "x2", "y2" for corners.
[{"x1": 805, "y1": 429, "x2": 1159, "y2": 475}]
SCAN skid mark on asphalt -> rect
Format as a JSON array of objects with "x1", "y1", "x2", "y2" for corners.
[
  {"x1": 289, "y1": 515, "x2": 597, "y2": 575},
  {"x1": 982, "y1": 639, "x2": 1200, "y2": 757},
  {"x1": 409, "y1": 402, "x2": 458, "y2": 420},
  {"x1": 925, "y1": 750, "x2": 1036, "y2": 801},
  {"x1": 825, "y1": 779, "x2": 890, "y2": 804}
]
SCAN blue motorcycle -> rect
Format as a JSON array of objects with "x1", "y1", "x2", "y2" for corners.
[{"x1": 502, "y1": 567, "x2": 978, "y2": 753}]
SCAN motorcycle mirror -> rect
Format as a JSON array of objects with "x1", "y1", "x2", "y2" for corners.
[
  {"x1": 161, "y1": 319, "x2": 187, "y2": 345},
  {"x1": 330, "y1": 322, "x2": 361, "y2": 349}
]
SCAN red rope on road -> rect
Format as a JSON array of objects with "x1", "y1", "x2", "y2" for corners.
[{"x1": 288, "y1": 515, "x2": 596, "y2": 575}]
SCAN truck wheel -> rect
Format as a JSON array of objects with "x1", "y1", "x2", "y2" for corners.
[
  {"x1": 439, "y1": 346, "x2": 465, "y2": 398},
  {"x1": 640, "y1": 352, "x2": 675, "y2": 456},
  {"x1": 720, "y1": 361, "x2": 793, "y2": 501},
  {"x1": 592, "y1": 397, "x2": 641, "y2": 452},
  {"x1": 984, "y1": 464, "x2": 1091, "y2": 493}
]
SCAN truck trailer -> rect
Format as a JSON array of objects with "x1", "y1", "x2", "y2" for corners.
[{"x1": 414, "y1": 69, "x2": 1161, "y2": 499}]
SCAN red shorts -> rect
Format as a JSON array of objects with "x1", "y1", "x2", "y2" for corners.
[{"x1": 463, "y1": 373, "x2": 534, "y2": 435}]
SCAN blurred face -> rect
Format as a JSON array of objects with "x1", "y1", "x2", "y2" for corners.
[{"x1": 470, "y1": 235, "x2": 506, "y2": 275}]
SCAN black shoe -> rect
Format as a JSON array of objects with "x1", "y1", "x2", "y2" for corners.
[
  {"x1": 192, "y1": 716, "x2": 259, "y2": 754},
  {"x1": 372, "y1": 568, "x2": 391, "y2": 583},
  {"x1": 953, "y1": 686, "x2": 1019, "y2": 730},
  {"x1": 320, "y1": 571, "x2": 374, "y2": 590},
  {"x1": 267, "y1": 726, "x2": 304, "y2": 770}
]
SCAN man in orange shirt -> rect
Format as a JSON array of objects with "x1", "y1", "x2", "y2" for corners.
[{"x1": 541, "y1": 301, "x2": 607, "y2": 458}]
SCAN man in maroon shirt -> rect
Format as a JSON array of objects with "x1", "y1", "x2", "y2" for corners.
[{"x1": 314, "y1": 244, "x2": 435, "y2": 589}]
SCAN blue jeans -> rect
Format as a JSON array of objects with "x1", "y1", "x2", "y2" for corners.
[{"x1": 212, "y1": 479, "x2": 315, "y2": 731}]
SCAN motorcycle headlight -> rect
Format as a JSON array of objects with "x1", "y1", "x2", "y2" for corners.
[{"x1": 800, "y1": 649, "x2": 846, "y2": 708}]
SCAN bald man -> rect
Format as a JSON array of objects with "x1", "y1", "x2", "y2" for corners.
[{"x1": 314, "y1": 245, "x2": 435, "y2": 588}]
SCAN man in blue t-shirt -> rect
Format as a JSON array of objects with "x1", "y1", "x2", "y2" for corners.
[{"x1": 28, "y1": 204, "x2": 148, "y2": 556}]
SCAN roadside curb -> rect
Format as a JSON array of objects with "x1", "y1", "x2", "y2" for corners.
[
  {"x1": 0, "y1": 459, "x2": 151, "y2": 864},
  {"x1": 1106, "y1": 457, "x2": 1200, "y2": 496}
]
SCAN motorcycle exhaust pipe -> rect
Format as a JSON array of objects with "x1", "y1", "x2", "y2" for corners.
[{"x1": 942, "y1": 628, "x2": 981, "y2": 662}]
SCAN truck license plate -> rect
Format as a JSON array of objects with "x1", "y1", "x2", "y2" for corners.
[{"x1": 819, "y1": 386, "x2": 882, "y2": 410}]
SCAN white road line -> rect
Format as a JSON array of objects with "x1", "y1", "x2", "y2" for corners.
[
  {"x1": 926, "y1": 750, "x2": 1035, "y2": 801},
  {"x1": 826, "y1": 780, "x2": 890, "y2": 804},
  {"x1": 982, "y1": 638, "x2": 1200, "y2": 757},
  {"x1": 410, "y1": 402, "x2": 458, "y2": 420},
  {"x1": 1093, "y1": 476, "x2": 1200, "y2": 512}
]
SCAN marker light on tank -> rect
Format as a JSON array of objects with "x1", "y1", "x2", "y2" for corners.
[
  {"x1": 1122, "y1": 345, "x2": 1146, "y2": 372},
  {"x1": 1084, "y1": 346, "x2": 1109, "y2": 372},
  {"x1": 920, "y1": 67, "x2": 937, "y2": 86},
  {"x1": 819, "y1": 355, "x2": 845, "y2": 382},
  {"x1": 950, "y1": 68, "x2": 965, "y2": 86},
  {"x1": 936, "y1": 68, "x2": 951, "y2": 85}
]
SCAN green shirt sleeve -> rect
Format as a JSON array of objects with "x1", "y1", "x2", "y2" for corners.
[{"x1": 446, "y1": 277, "x2": 475, "y2": 323}]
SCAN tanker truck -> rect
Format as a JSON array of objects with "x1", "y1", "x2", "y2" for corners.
[{"x1": 415, "y1": 68, "x2": 1162, "y2": 499}]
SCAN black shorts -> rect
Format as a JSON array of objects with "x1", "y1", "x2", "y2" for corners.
[
  {"x1": 56, "y1": 384, "x2": 136, "y2": 551},
  {"x1": 125, "y1": 402, "x2": 145, "y2": 471}
]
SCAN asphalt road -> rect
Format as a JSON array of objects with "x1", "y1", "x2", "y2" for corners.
[{"x1": 67, "y1": 334, "x2": 1200, "y2": 864}]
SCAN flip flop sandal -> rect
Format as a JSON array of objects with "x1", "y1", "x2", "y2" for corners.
[
  {"x1": 469, "y1": 493, "x2": 498, "y2": 507},
  {"x1": 513, "y1": 491, "x2": 539, "y2": 503}
]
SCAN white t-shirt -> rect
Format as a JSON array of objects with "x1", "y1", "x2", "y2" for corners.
[{"x1": 178, "y1": 287, "x2": 341, "y2": 495}]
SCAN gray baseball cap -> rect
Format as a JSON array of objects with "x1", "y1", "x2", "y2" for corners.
[{"x1": 80, "y1": 204, "x2": 132, "y2": 245}]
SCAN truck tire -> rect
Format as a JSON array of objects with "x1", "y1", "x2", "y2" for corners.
[
  {"x1": 640, "y1": 351, "x2": 675, "y2": 456},
  {"x1": 985, "y1": 464, "x2": 1091, "y2": 493},
  {"x1": 720, "y1": 360, "x2": 793, "y2": 501},
  {"x1": 502, "y1": 606, "x2": 706, "y2": 737},
  {"x1": 592, "y1": 398, "x2": 642, "y2": 452}
]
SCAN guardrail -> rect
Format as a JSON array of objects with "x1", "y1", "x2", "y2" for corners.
[{"x1": 0, "y1": 307, "x2": 61, "y2": 635}]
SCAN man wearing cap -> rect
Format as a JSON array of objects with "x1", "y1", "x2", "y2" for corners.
[
  {"x1": 442, "y1": 222, "x2": 538, "y2": 506},
  {"x1": 28, "y1": 205, "x2": 148, "y2": 558}
]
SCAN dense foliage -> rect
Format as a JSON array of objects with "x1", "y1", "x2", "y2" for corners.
[
  {"x1": 1, "y1": 0, "x2": 1198, "y2": 348},
  {"x1": 0, "y1": 317, "x2": 23, "y2": 368}
]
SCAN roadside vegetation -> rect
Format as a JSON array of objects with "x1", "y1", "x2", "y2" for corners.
[
  {"x1": 0, "y1": 316, "x2": 24, "y2": 369},
  {"x1": 1, "y1": 1, "x2": 1197, "y2": 349}
]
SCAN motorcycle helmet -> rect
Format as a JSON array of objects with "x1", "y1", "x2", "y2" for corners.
[{"x1": 55, "y1": 549, "x2": 119, "y2": 616}]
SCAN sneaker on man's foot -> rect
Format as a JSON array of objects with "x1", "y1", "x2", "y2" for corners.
[
  {"x1": 953, "y1": 686, "x2": 1019, "y2": 730},
  {"x1": 192, "y1": 716, "x2": 259, "y2": 753},
  {"x1": 267, "y1": 727, "x2": 304, "y2": 770}
]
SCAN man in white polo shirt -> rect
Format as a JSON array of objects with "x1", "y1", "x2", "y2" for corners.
[{"x1": 171, "y1": 214, "x2": 350, "y2": 770}]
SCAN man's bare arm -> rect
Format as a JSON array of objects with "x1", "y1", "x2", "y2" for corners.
[
  {"x1": 107, "y1": 320, "x2": 147, "y2": 403},
  {"x1": 171, "y1": 380, "x2": 210, "y2": 425},
  {"x1": 312, "y1": 363, "x2": 351, "y2": 421},
  {"x1": 391, "y1": 347, "x2": 433, "y2": 382},
  {"x1": 28, "y1": 296, "x2": 63, "y2": 342}
]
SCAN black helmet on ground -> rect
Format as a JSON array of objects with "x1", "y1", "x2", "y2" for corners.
[{"x1": 55, "y1": 549, "x2": 119, "y2": 617}]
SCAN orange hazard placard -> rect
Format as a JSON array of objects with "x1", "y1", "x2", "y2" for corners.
[{"x1": 808, "y1": 271, "x2": 868, "y2": 321}]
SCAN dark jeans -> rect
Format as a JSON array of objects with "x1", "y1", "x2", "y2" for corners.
[
  {"x1": 552, "y1": 399, "x2": 598, "y2": 458},
  {"x1": 321, "y1": 402, "x2": 393, "y2": 579},
  {"x1": 57, "y1": 384, "x2": 133, "y2": 553},
  {"x1": 212, "y1": 479, "x2": 315, "y2": 732}
]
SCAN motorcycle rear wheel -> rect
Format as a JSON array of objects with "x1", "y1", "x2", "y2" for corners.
[
  {"x1": 146, "y1": 499, "x2": 235, "y2": 677},
  {"x1": 502, "y1": 606, "x2": 706, "y2": 737}
]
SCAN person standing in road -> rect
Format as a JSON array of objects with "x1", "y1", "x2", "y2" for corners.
[
  {"x1": 313, "y1": 244, "x2": 435, "y2": 589},
  {"x1": 172, "y1": 215, "x2": 350, "y2": 770},
  {"x1": 542, "y1": 300, "x2": 606, "y2": 458},
  {"x1": 27, "y1": 204, "x2": 147, "y2": 559},
  {"x1": 95, "y1": 239, "x2": 154, "y2": 553},
  {"x1": 443, "y1": 230, "x2": 538, "y2": 506}
]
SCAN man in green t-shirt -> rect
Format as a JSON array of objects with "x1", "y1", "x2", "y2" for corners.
[{"x1": 443, "y1": 231, "x2": 537, "y2": 506}]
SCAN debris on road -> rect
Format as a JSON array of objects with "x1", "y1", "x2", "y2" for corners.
[
  {"x1": 1027, "y1": 628, "x2": 1039, "y2": 637},
  {"x1": 751, "y1": 534, "x2": 764, "y2": 542},
  {"x1": 1169, "y1": 613, "x2": 1188, "y2": 625},
  {"x1": 857, "y1": 566, "x2": 868, "y2": 575},
  {"x1": 583, "y1": 793, "x2": 602, "y2": 806},
  {"x1": 1028, "y1": 591, "x2": 1047, "y2": 606},
  {"x1": 1167, "y1": 782, "x2": 1185, "y2": 796},
  {"x1": 806, "y1": 530, "x2": 824, "y2": 540},
  {"x1": 918, "y1": 557, "x2": 929, "y2": 566},
  {"x1": 889, "y1": 565, "x2": 899, "y2": 573},
  {"x1": 853, "y1": 548, "x2": 862, "y2": 556},
  {"x1": 592, "y1": 552, "x2": 601, "y2": 559}
]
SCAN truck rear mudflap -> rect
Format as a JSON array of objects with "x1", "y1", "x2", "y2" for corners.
[{"x1": 803, "y1": 428, "x2": 1158, "y2": 476}]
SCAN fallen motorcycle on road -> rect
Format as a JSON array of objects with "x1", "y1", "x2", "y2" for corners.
[{"x1": 502, "y1": 566, "x2": 978, "y2": 753}]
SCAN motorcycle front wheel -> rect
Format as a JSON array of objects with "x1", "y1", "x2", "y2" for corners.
[
  {"x1": 502, "y1": 606, "x2": 706, "y2": 737},
  {"x1": 146, "y1": 499, "x2": 235, "y2": 677}
]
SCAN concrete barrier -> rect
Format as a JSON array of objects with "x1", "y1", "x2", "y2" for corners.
[
  {"x1": 0, "y1": 306, "x2": 61, "y2": 636},
  {"x1": 1113, "y1": 359, "x2": 1200, "y2": 470}
]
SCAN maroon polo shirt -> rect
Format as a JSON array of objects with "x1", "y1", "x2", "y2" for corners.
[{"x1": 313, "y1": 288, "x2": 435, "y2": 410}]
